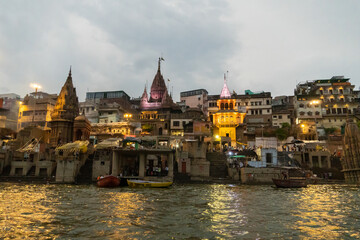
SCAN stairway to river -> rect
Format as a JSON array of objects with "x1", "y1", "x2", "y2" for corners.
[{"x1": 207, "y1": 152, "x2": 228, "y2": 178}]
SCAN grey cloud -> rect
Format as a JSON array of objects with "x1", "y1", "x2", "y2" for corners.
[{"x1": 0, "y1": 0, "x2": 359, "y2": 100}]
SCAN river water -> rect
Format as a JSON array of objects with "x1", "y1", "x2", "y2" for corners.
[{"x1": 0, "y1": 183, "x2": 359, "y2": 239}]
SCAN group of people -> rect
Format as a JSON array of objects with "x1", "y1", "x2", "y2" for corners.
[{"x1": 146, "y1": 165, "x2": 169, "y2": 176}]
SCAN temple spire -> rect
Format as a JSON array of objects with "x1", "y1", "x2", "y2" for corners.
[
  {"x1": 158, "y1": 57, "x2": 164, "y2": 72},
  {"x1": 220, "y1": 72, "x2": 231, "y2": 99},
  {"x1": 69, "y1": 66, "x2": 72, "y2": 77}
]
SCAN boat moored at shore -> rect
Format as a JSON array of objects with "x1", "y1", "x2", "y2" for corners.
[
  {"x1": 97, "y1": 175, "x2": 121, "y2": 188},
  {"x1": 127, "y1": 179, "x2": 173, "y2": 188}
]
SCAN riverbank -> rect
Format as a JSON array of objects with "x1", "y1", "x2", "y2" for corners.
[{"x1": 0, "y1": 175, "x2": 346, "y2": 185}]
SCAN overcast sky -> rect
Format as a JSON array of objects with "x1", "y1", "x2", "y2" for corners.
[{"x1": 1, "y1": 0, "x2": 359, "y2": 101}]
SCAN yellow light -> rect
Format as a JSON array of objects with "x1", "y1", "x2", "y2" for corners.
[
  {"x1": 215, "y1": 135, "x2": 220, "y2": 139},
  {"x1": 301, "y1": 124, "x2": 305, "y2": 128},
  {"x1": 310, "y1": 100, "x2": 320, "y2": 105},
  {"x1": 30, "y1": 83, "x2": 42, "y2": 90}
]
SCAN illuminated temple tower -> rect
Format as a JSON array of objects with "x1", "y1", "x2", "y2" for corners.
[
  {"x1": 50, "y1": 68, "x2": 80, "y2": 145},
  {"x1": 212, "y1": 74, "x2": 246, "y2": 146},
  {"x1": 140, "y1": 58, "x2": 180, "y2": 135}
]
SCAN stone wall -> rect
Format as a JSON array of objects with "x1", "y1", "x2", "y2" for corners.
[{"x1": 241, "y1": 167, "x2": 283, "y2": 183}]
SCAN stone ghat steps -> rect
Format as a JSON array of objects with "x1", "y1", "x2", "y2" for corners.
[{"x1": 207, "y1": 152, "x2": 228, "y2": 178}]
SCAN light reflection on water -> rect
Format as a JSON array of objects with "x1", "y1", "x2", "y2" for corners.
[{"x1": 0, "y1": 183, "x2": 359, "y2": 239}]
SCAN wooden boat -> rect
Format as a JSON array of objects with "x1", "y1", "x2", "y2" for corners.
[
  {"x1": 97, "y1": 175, "x2": 121, "y2": 188},
  {"x1": 127, "y1": 179, "x2": 173, "y2": 188},
  {"x1": 272, "y1": 178, "x2": 308, "y2": 188}
]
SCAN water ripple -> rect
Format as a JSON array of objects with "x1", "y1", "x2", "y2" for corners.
[{"x1": 0, "y1": 183, "x2": 359, "y2": 239}]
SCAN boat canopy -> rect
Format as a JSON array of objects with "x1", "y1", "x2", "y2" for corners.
[
  {"x1": 95, "y1": 138, "x2": 122, "y2": 150},
  {"x1": 56, "y1": 140, "x2": 89, "y2": 153}
]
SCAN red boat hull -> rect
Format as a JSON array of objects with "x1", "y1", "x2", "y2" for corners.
[
  {"x1": 272, "y1": 178, "x2": 307, "y2": 188},
  {"x1": 97, "y1": 175, "x2": 121, "y2": 188}
]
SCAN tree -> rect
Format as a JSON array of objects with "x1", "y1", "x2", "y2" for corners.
[
  {"x1": 324, "y1": 127, "x2": 337, "y2": 136},
  {"x1": 275, "y1": 123, "x2": 291, "y2": 140}
]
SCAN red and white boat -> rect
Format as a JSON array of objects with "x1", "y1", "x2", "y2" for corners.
[{"x1": 97, "y1": 175, "x2": 121, "y2": 188}]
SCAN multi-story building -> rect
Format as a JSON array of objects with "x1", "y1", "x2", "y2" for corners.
[
  {"x1": 85, "y1": 90, "x2": 130, "y2": 103},
  {"x1": 180, "y1": 89, "x2": 208, "y2": 114},
  {"x1": 0, "y1": 93, "x2": 21, "y2": 131},
  {"x1": 17, "y1": 91, "x2": 57, "y2": 131},
  {"x1": 80, "y1": 90, "x2": 132, "y2": 123},
  {"x1": 170, "y1": 108, "x2": 206, "y2": 136},
  {"x1": 294, "y1": 76, "x2": 359, "y2": 139},
  {"x1": 237, "y1": 91, "x2": 272, "y2": 134},
  {"x1": 272, "y1": 96, "x2": 295, "y2": 128}
]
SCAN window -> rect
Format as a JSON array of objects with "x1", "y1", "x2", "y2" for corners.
[
  {"x1": 307, "y1": 111, "x2": 312, "y2": 116},
  {"x1": 343, "y1": 108, "x2": 347, "y2": 114},
  {"x1": 315, "y1": 111, "x2": 320, "y2": 116},
  {"x1": 173, "y1": 121, "x2": 180, "y2": 127},
  {"x1": 279, "y1": 115, "x2": 282, "y2": 119},
  {"x1": 332, "y1": 108, "x2": 336, "y2": 114},
  {"x1": 299, "y1": 104, "x2": 304, "y2": 108},
  {"x1": 300, "y1": 112, "x2": 305, "y2": 116},
  {"x1": 273, "y1": 115, "x2": 277, "y2": 118},
  {"x1": 266, "y1": 100, "x2": 270, "y2": 105},
  {"x1": 337, "y1": 108, "x2": 341, "y2": 114},
  {"x1": 267, "y1": 109, "x2": 270, "y2": 113}
]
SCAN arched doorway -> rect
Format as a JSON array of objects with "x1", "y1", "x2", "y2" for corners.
[{"x1": 75, "y1": 129, "x2": 82, "y2": 141}]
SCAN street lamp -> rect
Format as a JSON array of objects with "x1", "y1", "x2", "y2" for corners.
[{"x1": 31, "y1": 84, "x2": 42, "y2": 95}]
